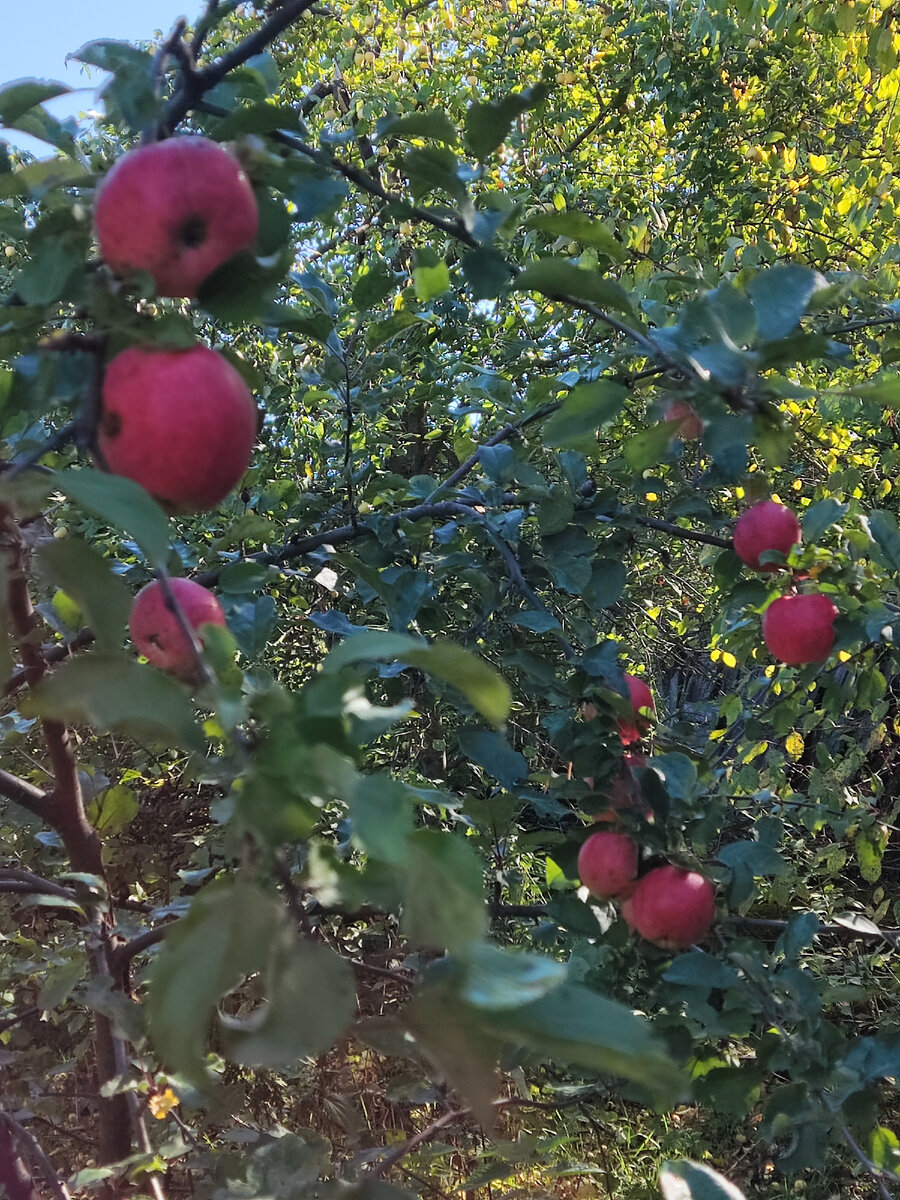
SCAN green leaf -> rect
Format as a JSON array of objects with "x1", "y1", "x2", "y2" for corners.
[
  {"x1": 542, "y1": 381, "x2": 627, "y2": 448},
  {"x1": 86, "y1": 784, "x2": 140, "y2": 835},
  {"x1": 465, "y1": 85, "x2": 548, "y2": 159},
  {"x1": 0, "y1": 157, "x2": 86, "y2": 200},
  {"x1": 413, "y1": 259, "x2": 450, "y2": 301},
  {"x1": 0, "y1": 80, "x2": 71, "y2": 125},
  {"x1": 458, "y1": 728, "x2": 528, "y2": 789},
  {"x1": 377, "y1": 110, "x2": 458, "y2": 144},
  {"x1": 846, "y1": 375, "x2": 900, "y2": 405},
  {"x1": 659, "y1": 1161, "x2": 746, "y2": 1200},
  {"x1": 208, "y1": 102, "x2": 303, "y2": 139},
  {"x1": 479, "y1": 982, "x2": 684, "y2": 1105},
  {"x1": 515, "y1": 259, "x2": 635, "y2": 316},
  {"x1": 624, "y1": 422, "x2": 679, "y2": 471},
  {"x1": 458, "y1": 943, "x2": 567, "y2": 1010},
  {"x1": 802, "y1": 497, "x2": 847, "y2": 543},
  {"x1": 365, "y1": 311, "x2": 425, "y2": 350},
  {"x1": 349, "y1": 774, "x2": 416, "y2": 865},
  {"x1": 746, "y1": 265, "x2": 827, "y2": 342},
  {"x1": 866, "y1": 509, "x2": 900, "y2": 574},
  {"x1": 36, "y1": 538, "x2": 131, "y2": 653},
  {"x1": 583, "y1": 560, "x2": 627, "y2": 610},
  {"x1": 38, "y1": 957, "x2": 85, "y2": 1011},
  {"x1": 283, "y1": 160, "x2": 349, "y2": 221},
  {"x1": 149, "y1": 879, "x2": 352, "y2": 1084},
  {"x1": 322, "y1": 631, "x2": 511, "y2": 726},
  {"x1": 224, "y1": 938, "x2": 356, "y2": 1069},
  {"x1": 352, "y1": 263, "x2": 397, "y2": 310},
  {"x1": 461, "y1": 248, "x2": 512, "y2": 299},
  {"x1": 56, "y1": 469, "x2": 170, "y2": 568},
  {"x1": 198, "y1": 251, "x2": 285, "y2": 322},
  {"x1": 525, "y1": 212, "x2": 627, "y2": 262},
  {"x1": 72, "y1": 41, "x2": 160, "y2": 133},
  {"x1": 404, "y1": 829, "x2": 487, "y2": 950},
  {"x1": 22, "y1": 655, "x2": 204, "y2": 751},
  {"x1": 870, "y1": 1127, "x2": 900, "y2": 1171}
]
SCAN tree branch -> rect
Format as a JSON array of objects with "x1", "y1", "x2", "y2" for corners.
[
  {"x1": 164, "y1": 0, "x2": 325, "y2": 131},
  {"x1": 0, "y1": 770, "x2": 51, "y2": 821},
  {"x1": 0, "y1": 869, "x2": 78, "y2": 902},
  {"x1": 2, "y1": 1111, "x2": 71, "y2": 1200}
]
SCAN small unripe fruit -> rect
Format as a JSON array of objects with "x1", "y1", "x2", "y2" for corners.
[
  {"x1": 762, "y1": 592, "x2": 838, "y2": 665},
  {"x1": 94, "y1": 136, "x2": 258, "y2": 298},
  {"x1": 130, "y1": 578, "x2": 226, "y2": 679},
  {"x1": 618, "y1": 674, "x2": 655, "y2": 745},
  {"x1": 577, "y1": 831, "x2": 638, "y2": 899},
  {"x1": 628, "y1": 865, "x2": 715, "y2": 948},
  {"x1": 663, "y1": 398, "x2": 703, "y2": 440},
  {"x1": 98, "y1": 345, "x2": 257, "y2": 514},
  {"x1": 733, "y1": 500, "x2": 801, "y2": 572}
]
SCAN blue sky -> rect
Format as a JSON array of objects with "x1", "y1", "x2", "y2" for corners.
[{"x1": 1, "y1": 1, "x2": 199, "y2": 153}]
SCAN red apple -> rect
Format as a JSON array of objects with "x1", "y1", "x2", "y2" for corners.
[
  {"x1": 94, "y1": 136, "x2": 259, "y2": 298},
  {"x1": 130, "y1": 578, "x2": 226, "y2": 678},
  {"x1": 577, "y1": 830, "x2": 639, "y2": 899},
  {"x1": 627, "y1": 865, "x2": 715, "y2": 948},
  {"x1": 617, "y1": 674, "x2": 655, "y2": 745},
  {"x1": 762, "y1": 592, "x2": 838, "y2": 665},
  {"x1": 733, "y1": 500, "x2": 802, "y2": 572},
  {"x1": 98, "y1": 344, "x2": 257, "y2": 514},
  {"x1": 664, "y1": 398, "x2": 703, "y2": 440}
]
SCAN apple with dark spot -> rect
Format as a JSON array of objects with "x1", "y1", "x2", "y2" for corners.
[
  {"x1": 94, "y1": 136, "x2": 259, "y2": 298},
  {"x1": 130, "y1": 578, "x2": 226, "y2": 679},
  {"x1": 98, "y1": 344, "x2": 257, "y2": 514}
]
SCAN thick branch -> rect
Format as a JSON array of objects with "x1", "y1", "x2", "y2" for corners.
[
  {"x1": 632, "y1": 515, "x2": 732, "y2": 550},
  {"x1": 0, "y1": 869, "x2": 78, "y2": 902},
  {"x1": 0, "y1": 770, "x2": 51, "y2": 821},
  {"x1": 2, "y1": 1112, "x2": 71, "y2": 1200},
  {"x1": 0, "y1": 1117, "x2": 40, "y2": 1200},
  {"x1": 164, "y1": 0, "x2": 324, "y2": 130}
]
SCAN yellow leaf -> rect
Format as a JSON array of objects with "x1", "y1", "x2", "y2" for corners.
[
  {"x1": 148, "y1": 1088, "x2": 179, "y2": 1120},
  {"x1": 785, "y1": 732, "x2": 804, "y2": 759},
  {"x1": 722, "y1": 651, "x2": 737, "y2": 669},
  {"x1": 809, "y1": 153, "x2": 828, "y2": 172}
]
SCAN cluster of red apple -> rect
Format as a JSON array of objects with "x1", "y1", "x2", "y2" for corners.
[
  {"x1": 577, "y1": 678, "x2": 717, "y2": 950},
  {"x1": 91, "y1": 136, "x2": 261, "y2": 676},
  {"x1": 733, "y1": 499, "x2": 838, "y2": 665}
]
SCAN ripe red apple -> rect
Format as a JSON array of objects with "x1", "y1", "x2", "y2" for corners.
[
  {"x1": 762, "y1": 592, "x2": 838, "y2": 665},
  {"x1": 617, "y1": 674, "x2": 655, "y2": 745},
  {"x1": 98, "y1": 344, "x2": 257, "y2": 514},
  {"x1": 664, "y1": 398, "x2": 703, "y2": 440},
  {"x1": 94, "y1": 136, "x2": 259, "y2": 298},
  {"x1": 627, "y1": 865, "x2": 715, "y2": 948},
  {"x1": 577, "y1": 830, "x2": 639, "y2": 899},
  {"x1": 130, "y1": 578, "x2": 226, "y2": 678},
  {"x1": 733, "y1": 500, "x2": 802, "y2": 572}
]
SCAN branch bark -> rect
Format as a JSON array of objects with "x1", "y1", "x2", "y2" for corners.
[{"x1": 164, "y1": 0, "x2": 325, "y2": 131}]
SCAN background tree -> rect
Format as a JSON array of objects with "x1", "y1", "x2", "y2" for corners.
[{"x1": 3, "y1": 2, "x2": 900, "y2": 1199}]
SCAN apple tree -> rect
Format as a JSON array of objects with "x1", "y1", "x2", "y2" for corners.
[{"x1": 2, "y1": 2, "x2": 900, "y2": 1198}]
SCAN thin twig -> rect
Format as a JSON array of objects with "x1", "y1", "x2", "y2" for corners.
[{"x1": 367, "y1": 1107, "x2": 471, "y2": 1178}]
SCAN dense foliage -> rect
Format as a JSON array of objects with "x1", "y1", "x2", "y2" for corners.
[{"x1": 4, "y1": 1, "x2": 900, "y2": 1198}]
